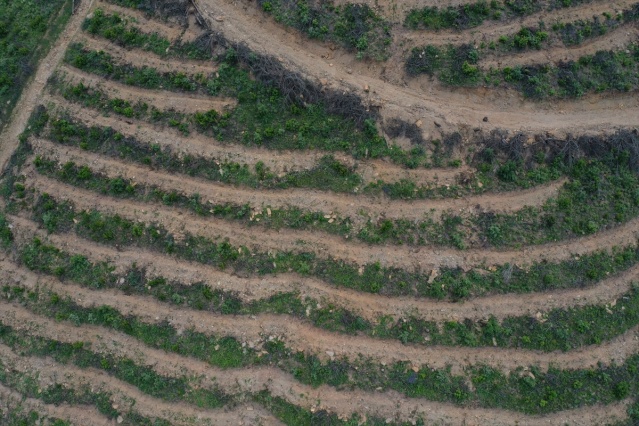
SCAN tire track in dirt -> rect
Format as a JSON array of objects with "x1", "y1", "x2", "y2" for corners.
[
  {"x1": 0, "y1": 343, "x2": 281, "y2": 426},
  {"x1": 4, "y1": 260, "x2": 639, "y2": 374},
  {"x1": 8, "y1": 213, "x2": 637, "y2": 323},
  {"x1": 25, "y1": 172, "x2": 639, "y2": 271},
  {"x1": 74, "y1": 34, "x2": 218, "y2": 75},
  {"x1": 196, "y1": 0, "x2": 639, "y2": 139},
  {"x1": 56, "y1": 64, "x2": 238, "y2": 114},
  {"x1": 1, "y1": 303, "x2": 633, "y2": 426},
  {"x1": 46, "y1": 94, "x2": 475, "y2": 188},
  {"x1": 0, "y1": 0, "x2": 95, "y2": 178},
  {"x1": 31, "y1": 137, "x2": 566, "y2": 224},
  {"x1": 0, "y1": 382, "x2": 111, "y2": 426}
]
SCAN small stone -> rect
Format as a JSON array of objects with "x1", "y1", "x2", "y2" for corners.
[
  {"x1": 483, "y1": 116, "x2": 488, "y2": 122},
  {"x1": 326, "y1": 350, "x2": 334, "y2": 358},
  {"x1": 363, "y1": 84, "x2": 370, "y2": 92},
  {"x1": 246, "y1": 406, "x2": 253, "y2": 411},
  {"x1": 214, "y1": 16, "x2": 224, "y2": 22},
  {"x1": 434, "y1": 121, "x2": 441, "y2": 127},
  {"x1": 415, "y1": 119, "x2": 423, "y2": 128},
  {"x1": 117, "y1": 416, "x2": 123, "y2": 424}
]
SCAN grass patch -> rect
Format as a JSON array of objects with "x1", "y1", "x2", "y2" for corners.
[
  {"x1": 0, "y1": 0, "x2": 72, "y2": 133},
  {"x1": 256, "y1": 0, "x2": 391, "y2": 60}
]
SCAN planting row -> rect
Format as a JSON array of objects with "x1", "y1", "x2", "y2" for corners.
[{"x1": 2, "y1": 283, "x2": 639, "y2": 416}]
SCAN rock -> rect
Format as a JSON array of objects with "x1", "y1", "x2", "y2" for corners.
[
  {"x1": 434, "y1": 121, "x2": 441, "y2": 128},
  {"x1": 363, "y1": 84, "x2": 370, "y2": 92},
  {"x1": 326, "y1": 350, "x2": 335, "y2": 358},
  {"x1": 214, "y1": 16, "x2": 224, "y2": 22},
  {"x1": 415, "y1": 119, "x2": 423, "y2": 128},
  {"x1": 117, "y1": 416, "x2": 123, "y2": 424}
]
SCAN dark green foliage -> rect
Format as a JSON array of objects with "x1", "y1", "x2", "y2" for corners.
[
  {"x1": 257, "y1": 0, "x2": 391, "y2": 60},
  {"x1": 500, "y1": 44, "x2": 639, "y2": 98},
  {"x1": 498, "y1": 27, "x2": 549, "y2": 50},
  {"x1": 404, "y1": 1, "x2": 493, "y2": 30},
  {"x1": 0, "y1": 213, "x2": 14, "y2": 247},
  {"x1": 406, "y1": 44, "x2": 481, "y2": 86},
  {"x1": 0, "y1": 0, "x2": 71, "y2": 133}
]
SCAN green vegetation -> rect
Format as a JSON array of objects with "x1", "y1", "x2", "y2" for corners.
[
  {"x1": 405, "y1": 44, "x2": 481, "y2": 85},
  {"x1": 496, "y1": 26, "x2": 549, "y2": 50},
  {"x1": 68, "y1": 13, "x2": 440, "y2": 167},
  {"x1": 0, "y1": 355, "x2": 167, "y2": 425},
  {"x1": 404, "y1": 0, "x2": 593, "y2": 30},
  {"x1": 83, "y1": 9, "x2": 209, "y2": 59},
  {"x1": 0, "y1": 408, "x2": 70, "y2": 426},
  {"x1": 63, "y1": 42, "x2": 430, "y2": 166},
  {"x1": 46, "y1": 115, "x2": 363, "y2": 193},
  {"x1": 0, "y1": 0, "x2": 72, "y2": 133},
  {"x1": 23, "y1": 191, "x2": 639, "y2": 300},
  {"x1": 408, "y1": 40, "x2": 639, "y2": 98},
  {"x1": 0, "y1": 324, "x2": 228, "y2": 409},
  {"x1": 16, "y1": 235, "x2": 639, "y2": 352},
  {"x1": 257, "y1": 0, "x2": 391, "y2": 60},
  {"x1": 3, "y1": 284, "x2": 639, "y2": 415}
]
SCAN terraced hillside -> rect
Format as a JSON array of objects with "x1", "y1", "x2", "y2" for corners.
[{"x1": 2, "y1": 0, "x2": 639, "y2": 424}]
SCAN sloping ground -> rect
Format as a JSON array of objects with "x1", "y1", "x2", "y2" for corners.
[{"x1": 1, "y1": 0, "x2": 639, "y2": 424}]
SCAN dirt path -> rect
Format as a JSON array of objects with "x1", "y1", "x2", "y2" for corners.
[
  {"x1": 32, "y1": 137, "x2": 566, "y2": 224},
  {"x1": 8, "y1": 214, "x2": 636, "y2": 323},
  {"x1": 94, "y1": 0, "x2": 198, "y2": 41},
  {"x1": 5, "y1": 261, "x2": 638, "y2": 374},
  {"x1": 195, "y1": 0, "x2": 639, "y2": 141},
  {"x1": 56, "y1": 64, "x2": 237, "y2": 113},
  {"x1": 0, "y1": 0, "x2": 96, "y2": 176},
  {"x1": 24, "y1": 172, "x2": 639, "y2": 272},
  {"x1": 397, "y1": 0, "x2": 635, "y2": 48},
  {"x1": 0, "y1": 343, "x2": 279, "y2": 426},
  {"x1": 0, "y1": 326, "x2": 628, "y2": 426},
  {"x1": 0, "y1": 382, "x2": 111, "y2": 426},
  {"x1": 76, "y1": 34, "x2": 217, "y2": 75},
  {"x1": 479, "y1": 24, "x2": 639, "y2": 69},
  {"x1": 47, "y1": 94, "x2": 481, "y2": 187},
  {"x1": 1, "y1": 302, "x2": 633, "y2": 426}
]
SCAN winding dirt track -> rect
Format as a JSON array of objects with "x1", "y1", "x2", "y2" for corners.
[
  {"x1": 0, "y1": 343, "x2": 281, "y2": 426},
  {"x1": 196, "y1": 0, "x2": 639, "y2": 139},
  {"x1": 31, "y1": 136, "x2": 566, "y2": 224},
  {"x1": 24, "y1": 172, "x2": 639, "y2": 271},
  {"x1": 0, "y1": 382, "x2": 111, "y2": 426},
  {"x1": 56, "y1": 64, "x2": 237, "y2": 113},
  {"x1": 0, "y1": 303, "x2": 633, "y2": 426},
  {"x1": 4, "y1": 259, "x2": 638, "y2": 374},
  {"x1": 7, "y1": 213, "x2": 637, "y2": 323}
]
